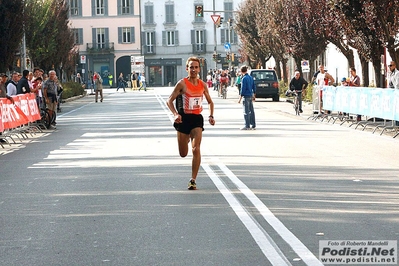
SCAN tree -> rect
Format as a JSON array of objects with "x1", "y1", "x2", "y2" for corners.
[
  {"x1": 0, "y1": 0, "x2": 24, "y2": 72},
  {"x1": 235, "y1": 0, "x2": 272, "y2": 69},
  {"x1": 282, "y1": 0, "x2": 329, "y2": 77},
  {"x1": 260, "y1": 0, "x2": 290, "y2": 82},
  {"x1": 364, "y1": 0, "x2": 399, "y2": 65},
  {"x1": 24, "y1": 0, "x2": 75, "y2": 77},
  {"x1": 333, "y1": 0, "x2": 386, "y2": 87}
]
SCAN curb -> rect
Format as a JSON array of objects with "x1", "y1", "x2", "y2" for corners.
[{"x1": 63, "y1": 91, "x2": 87, "y2": 103}]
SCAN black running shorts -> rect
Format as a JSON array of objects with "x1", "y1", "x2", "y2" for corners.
[{"x1": 173, "y1": 113, "x2": 204, "y2": 135}]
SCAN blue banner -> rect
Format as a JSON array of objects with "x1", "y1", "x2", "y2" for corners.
[{"x1": 321, "y1": 86, "x2": 399, "y2": 120}]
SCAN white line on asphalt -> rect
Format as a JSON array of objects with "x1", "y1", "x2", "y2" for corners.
[
  {"x1": 154, "y1": 92, "x2": 174, "y2": 123},
  {"x1": 202, "y1": 164, "x2": 292, "y2": 266},
  {"x1": 57, "y1": 103, "x2": 92, "y2": 118},
  {"x1": 217, "y1": 163, "x2": 323, "y2": 266}
]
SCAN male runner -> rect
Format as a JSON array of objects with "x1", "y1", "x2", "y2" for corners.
[{"x1": 166, "y1": 57, "x2": 215, "y2": 190}]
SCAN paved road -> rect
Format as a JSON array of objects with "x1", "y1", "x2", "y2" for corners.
[{"x1": 1, "y1": 87, "x2": 398, "y2": 265}]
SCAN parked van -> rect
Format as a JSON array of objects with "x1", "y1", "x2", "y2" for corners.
[{"x1": 248, "y1": 69, "x2": 279, "y2": 101}]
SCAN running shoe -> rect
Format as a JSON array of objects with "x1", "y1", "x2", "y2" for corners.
[{"x1": 188, "y1": 179, "x2": 197, "y2": 190}]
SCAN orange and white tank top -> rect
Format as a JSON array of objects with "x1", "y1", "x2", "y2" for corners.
[{"x1": 182, "y1": 78, "x2": 204, "y2": 114}]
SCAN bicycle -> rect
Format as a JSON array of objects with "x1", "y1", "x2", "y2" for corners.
[
  {"x1": 39, "y1": 101, "x2": 57, "y2": 129},
  {"x1": 286, "y1": 89, "x2": 301, "y2": 115},
  {"x1": 221, "y1": 83, "x2": 227, "y2": 99},
  {"x1": 292, "y1": 90, "x2": 300, "y2": 116}
]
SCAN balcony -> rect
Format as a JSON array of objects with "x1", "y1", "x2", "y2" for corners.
[{"x1": 86, "y1": 43, "x2": 114, "y2": 54}]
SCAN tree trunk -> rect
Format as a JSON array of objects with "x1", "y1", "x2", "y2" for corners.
[
  {"x1": 359, "y1": 53, "x2": 369, "y2": 87},
  {"x1": 281, "y1": 59, "x2": 288, "y2": 84},
  {"x1": 274, "y1": 59, "x2": 281, "y2": 80}
]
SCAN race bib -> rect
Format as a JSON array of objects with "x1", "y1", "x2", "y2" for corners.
[{"x1": 188, "y1": 97, "x2": 202, "y2": 110}]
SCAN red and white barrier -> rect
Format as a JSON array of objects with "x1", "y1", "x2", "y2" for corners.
[{"x1": 0, "y1": 93, "x2": 41, "y2": 133}]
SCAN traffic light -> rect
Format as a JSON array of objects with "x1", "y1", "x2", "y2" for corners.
[
  {"x1": 226, "y1": 53, "x2": 230, "y2": 61},
  {"x1": 217, "y1": 17, "x2": 224, "y2": 28},
  {"x1": 231, "y1": 53, "x2": 234, "y2": 62},
  {"x1": 212, "y1": 53, "x2": 217, "y2": 61},
  {"x1": 26, "y1": 58, "x2": 30, "y2": 66},
  {"x1": 195, "y1": 5, "x2": 203, "y2": 17}
]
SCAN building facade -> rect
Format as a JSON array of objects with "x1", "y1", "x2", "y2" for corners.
[
  {"x1": 68, "y1": 0, "x2": 242, "y2": 87},
  {"x1": 69, "y1": 0, "x2": 141, "y2": 85},
  {"x1": 141, "y1": 0, "x2": 241, "y2": 86}
]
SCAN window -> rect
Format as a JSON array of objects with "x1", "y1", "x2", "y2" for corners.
[
  {"x1": 167, "y1": 31, "x2": 175, "y2": 46},
  {"x1": 122, "y1": 0, "x2": 130, "y2": 14},
  {"x1": 72, "y1": 28, "x2": 83, "y2": 45},
  {"x1": 191, "y1": 30, "x2": 206, "y2": 53},
  {"x1": 95, "y1": 0, "x2": 105, "y2": 15},
  {"x1": 119, "y1": 0, "x2": 133, "y2": 15},
  {"x1": 97, "y1": 28, "x2": 106, "y2": 48},
  {"x1": 118, "y1": 27, "x2": 135, "y2": 44},
  {"x1": 144, "y1": 4, "x2": 154, "y2": 24},
  {"x1": 145, "y1": 32, "x2": 155, "y2": 53},
  {"x1": 224, "y1": 2, "x2": 233, "y2": 21},
  {"x1": 221, "y1": 29, "x2": 238, "y2": 44},
  {"x1": 162, "y1": 31, "x2": 179, "y2": 46},
  {"x1": 70, "y1": 0, "x2": 81, "y2": 16},
  {"x1": 165, "y1": 3, "x2": 174, "y2": 24}
]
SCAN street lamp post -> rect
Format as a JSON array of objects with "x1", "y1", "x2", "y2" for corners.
[{"x1": 213, "y1": 0, "x2": 217, "y2": 70}]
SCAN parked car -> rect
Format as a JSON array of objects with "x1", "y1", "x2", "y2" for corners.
[{"x1": 248, "y1": 69, "x2": 280, "y2": 101}]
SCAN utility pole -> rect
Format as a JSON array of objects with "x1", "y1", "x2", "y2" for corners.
[
  {"x1": 21, "y1": 0, "x2": 27, "y2": 71},
  {"x1": 213, "y1": 0, "x2": 217, "y2": 70}
]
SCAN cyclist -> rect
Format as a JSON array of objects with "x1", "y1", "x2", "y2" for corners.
[
  {"x1": 219, "y1": 70, "x2": 229, "y2": 97},
  {"x1": 289, "y1": 71, "x2": 308, "y2": 113}
]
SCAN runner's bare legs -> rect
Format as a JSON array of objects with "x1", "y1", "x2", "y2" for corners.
[{"x1": 177, "y1": 127, "x2": 202, "y2": 181}]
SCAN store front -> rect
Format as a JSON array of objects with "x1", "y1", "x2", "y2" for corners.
[{"x1": 145, "y1": 58, "x2": 182, "y2": 87}]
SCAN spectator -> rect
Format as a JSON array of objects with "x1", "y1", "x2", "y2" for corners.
[
  {"x1": 316, "y1": 65, "x2": 334, "y2": 86},
  {"x1": 229, "y1": 67, "x2": 237, "y2": 87},
  {"x1": 33, "y1": 69, "x2": 44, "y2": 108},
  {"x1": 117, "y1": 72, "x2": 126, "y2": 92},
  {"x1": 387, "y1": 61, "x2": 399, "y2": 126},
  {"x1": 0, "y1": 73, "x2": 14, "y2": 143},
  {"x1": 55, "y1": 76, "x2": 63, "y2": 113},
  {"x1": 0, "y1": 73, "x2": 14, "y2": 103},
  {"x1": 94, "y1": 72, "x2": 103, "y2": 102},
  {"x1": 235, "y1": 72, "x2": 242, "y2": 93},
  {"x1": 76, "y1": 73, "x2": 84, "y2": 85},
  {"x1": 138, "y1": 72, "x2": 147, "y2": 91},
  {"x1": 131, "y1": 71, "x2": 138, "y2": 90},
  {"x1": 108, "y1": 73, "x2": 113, "y2": 87},
  {"x1": 316, "y1": 65, "x2": 334, "y2": 114},
  {"x1": 32, "y1": 77, "x2": 43, "y2": 108},
  {"x1": 17, "y1": 70, "x2": 31, "y2": 94},
  {"x1": 206, "y1": 71, "x2": 213, "y2": 88},
  {"x1": 342, "y1": 67, "x2": 361, "y2": 121},
  {"x1": 388, "y1": 61, "x2": 399, "y2": 89},
  {"x1": 27, "y1": 72, "x2": 34, "y2": 90},
  {"x1": 6, "y1": 72, "x2": 18, "y2": 96},
  {"x1": 42, "y1": 70, "x2": 58, "y2": 129},
  {"x1": 238, "y1": 65, "x2": 256, "y2": 130}
]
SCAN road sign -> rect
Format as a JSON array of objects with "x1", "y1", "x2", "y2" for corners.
[
  {"x1": 211, "y1": 15, "x2": 220, "y2": 24},
  {"x1": 301, "y1": 60, "x2": 310, "y2": 73},
  {"x1": 224, "y1": 42, "x2": 231, "y2": 51},
  {"x1": 80, "y1": 55, "x2": 86, "y2": 64}
]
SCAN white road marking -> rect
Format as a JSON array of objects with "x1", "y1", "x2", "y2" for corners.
[
  {"x1": 216, "y1": 163, "x2": 323, "y2": 266},
  {"x1": 202, "y1": 164, "x2": 292, "y2": 266}
]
